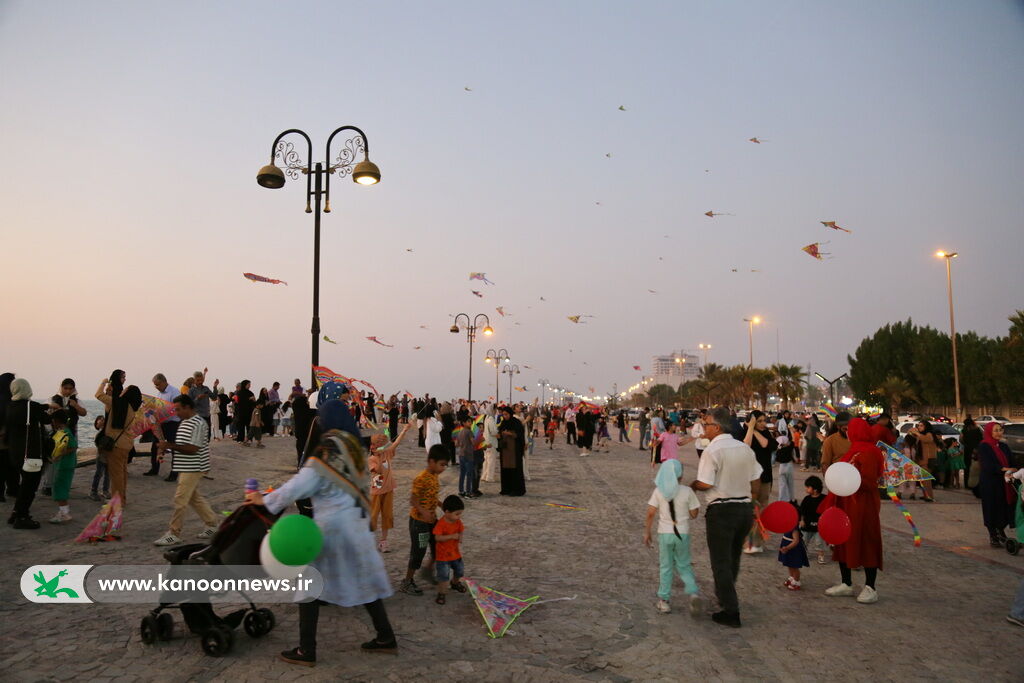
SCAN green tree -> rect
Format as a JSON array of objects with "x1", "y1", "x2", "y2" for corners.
[
  {"x1": 873, "y1": 375, "x2": 918, "y2": 416},
  {"x1": 646, "y1": 384, "x2": 677, "y2": 407},
  {"x1": 749, "y1": 368, "x2": 775, "y2": 409},
  {"x1": 848, "y1": 320, "x2": 920, "y2": 403},
  {"x1": 771, "y1": 364, "x2": 806, "y2": 409}
]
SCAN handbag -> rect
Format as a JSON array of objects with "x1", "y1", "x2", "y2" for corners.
[
  {"x1": 96, "y1": 413, "x2": 129, "y2": 453},
  {"x1": 22, "y1": 403, "x2": 43, "y2": 473}
]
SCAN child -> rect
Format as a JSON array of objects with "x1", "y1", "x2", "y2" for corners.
[
  {"x1": 369, "y1": 423, "x2": 414, "y2": 553},
  {"x1": 545, "y1": 416, "x2": 557, "y2": 449},
  {"x1": 248, "y1": 406, "x2": 264, "y2": 448},
  {"x1": 89, "y1": 415, "x2": 111, "y2": 502},
  {"x1": 655, "y1": 421, "x2": 693, "y2": 467},
  {"x1": 280, "y1": 400, "x2": 293, "y2": 436},
  {"x1": 799, "y1": 476, "x2": 826, "y2": 565},
  {"x1": 400, "y1": 445, "x2": 449, "y2": 595},
  {"x1": 779, "y1": 506, "x2": 810, "y2": 590},
  {"x1": 456, "y1": 417, "x2": 475, "y2": 497},
  {"x1": 49, "y1": 410, "x2": 78, "y2": 523},
  {"x1": 433, "y1": 494, "x2": 468, "y2": 605},
  {"x1": 775, "y1": 435, "x2": 796, "y2": 503},
  {"x1": 945, "y1": 438, "x2": 964, "y2": 489},
  {"x1": 643, "y1": 460, "x2": 703, "y2": 615}
]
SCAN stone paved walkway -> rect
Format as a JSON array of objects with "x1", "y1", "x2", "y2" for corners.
[{"x1": 2, "y1": 429, "x2": 1023, "y2": 681}]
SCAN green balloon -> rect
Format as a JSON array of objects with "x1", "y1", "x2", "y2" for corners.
[{"x1": 269, "y1": 514, "x2": 324, "y2": 566}]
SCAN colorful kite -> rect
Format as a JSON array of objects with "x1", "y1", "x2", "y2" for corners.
[
  {"x1": 75, "y1": 493, "x2": 124, "y2": 543},
  {"x1": 243, "y1": 272, "x2": 287, "y2": 285},
  {"x1": 126, "y1": 395, "x2": 178, "y2": 438},
  {"x1": 877, "y1": 441, "x2": 933, "y2": 546},
  {"x1": 469, "y1": 273, "x2": 494, "y2": 285},
  {"x1": 820, "y1": 402, "x2": 838, "y2": 419},
  {"x1": 495, "y1": 307, "x2": 506, "y2": 317},
  {"x1": 567, "y1": 315, "x2": 594, "y2": 324},
  {"x1": 311, "y1": 366, "x2": 382, "y2": 419},
  {"x1": 514, "y1": 386, "x2": 527, "y2": 392},
  {"x1": 704, "y1": 211, "x2": 734, "y2": 217},
  {"x1": 366, "y1": 336, "x2": 394, "y2": 347},
  {"x1": 749, "y1": 137, "x2": 767, "y2": 144},
  {"x1": 471, "y1": 290, "x2": 483, "y2": 298},
  {"x1": 323, "y1": 335, "x2": 338, "y2": 345},
  {"x1": 821, "y1": 221, "x2": 851, "y2": 233},
  {"x1": 802, "y1": 242, "x2": 830, "y2": 260},
  {"x1": 464, "y1": 578, "x2": 539, "y2": 639},
  {"x1": 632, "y1": 365, "x2": 642, "y2": 371}
]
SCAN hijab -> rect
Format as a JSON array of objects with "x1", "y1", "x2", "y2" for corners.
[
  {"x1": 316, "y1": 381, "x2": 349, "y2": 408},
  {"x1": 842, "y1": 418, "x2": 883, "y2": 464},
  {"x1": 10, "y1": 378, "x2": 32, "y2": 401},
  {"x1": 655, "y1": 459, "x2": 683, "y2": 499},
  {"x1": 1, "y1": 373, "x2": 17, "y2": 414},
  {"x1": 318, "y1": 398, "x2": 360, "y2": 439},
  {"x1": 111, "y1": 385, "x2": 142, "y2": 430},
  {"x1": 305, "y1": 399, "x2": 369, "y2": 513},
  {"x1": 982, "y1": 422, "x2": 1015, "y2": 504}
]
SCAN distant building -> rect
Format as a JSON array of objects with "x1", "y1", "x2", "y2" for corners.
[{"x1": 649, "y1": 350, "x2": 700, "y2": 390}]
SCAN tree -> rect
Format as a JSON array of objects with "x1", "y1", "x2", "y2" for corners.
[
  {"x1": 749, "y1": 368, "x2": 775, "y2": 409},
  {"x1": 646, "y1": 384, "x2": 676, "y2": 407},
  {"x1": 873, "y1": 375, "x2": 917, "y2": 416},
  {"x1": 771, "y1": 364, "x2": 806, "y2": 409}
]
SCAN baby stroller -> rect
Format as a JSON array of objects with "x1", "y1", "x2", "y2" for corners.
[{"x1": 139, "y1": 503, "x2": 280, "y2": 656}]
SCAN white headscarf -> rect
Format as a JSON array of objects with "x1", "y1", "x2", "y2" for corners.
[{"x1": 10, "y1": 378, "x2": 32, "y2": 401}]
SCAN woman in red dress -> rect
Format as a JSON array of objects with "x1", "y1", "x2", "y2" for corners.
[{"x1": 822, "y1": 418, "x2": 885, "y2": 603}]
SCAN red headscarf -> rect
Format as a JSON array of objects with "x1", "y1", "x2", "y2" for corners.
[{"x1": 982, "y1": 422, "x2": 1014, "y2": 503}]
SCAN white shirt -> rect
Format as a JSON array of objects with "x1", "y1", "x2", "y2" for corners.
[
  {"x1": 648, "y1": 486, "x2": 700, "y2": 535},
  {"x1": 777, "y1": 418, "x2": 789, "y2": 436},
  {"x1": 696, "y1": 434, "x2": 762, "y2": 505}
]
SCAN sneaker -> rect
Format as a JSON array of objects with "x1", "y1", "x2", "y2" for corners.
[
  {"x1": 711, "y1": 610, "x2": 741, "y2": 628},
  {"x1": 655, "y1": 599, "x2": 671, "y2": 614},
  {"x1": 688, "y1": 594, "x2": 704, "y2": 617},
  {"x1": 743, "y1": 546, "x2": 764, "y2": 555},
  {"x1": 377, "y1": 539, "x2": 390, "y2": 553},
  {"x1": 48, "y1": 512, "x2": 71, "y2": 524},
  {"x1": 88, "y1": 492, "x2": 102, "y2": 502},
  {"x1": 360, "y1": 637, "x2": 398, "y2": 653},
  {"x1": 164, "y1": 474, "x2": 179, "y2": 482},
  {"x1": 142, "y1": 470, "x2": 159, "y2": 477},
  {"x1": 825, "y1": 583, "x2": 855, "y2": 597},
  {"x1": 817, "y1": 551, "x2": 827, "y2": 565},
  {"x1": 196, "y1": 527, "x2": 217, "y2": 539},
  {"x1": 1006, "y1": 615, "x2": 1024, "y2": 628},
  {"x1": 279, "y1": 647, "x2": 316, "y2": 667},
  {"x1": 153, "y1": 533, "x2": 183, "y2": 547},
  {"x1": 856, "y1": 586, "x2": 878, "y2": 604},
  {"x1": 786, "y1": 580, "x2": 802, "y2": 591},
  {"x1": 399, "y1": 579, "x2": 423, "y2": 596},
  {"x1": 13, "y1": 516, "x2": 41, "y2": 529}
]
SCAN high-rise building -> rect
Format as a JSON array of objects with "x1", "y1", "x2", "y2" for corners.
[{"x1": 649, "y1": 350, "x2": 700, "y2": 389}]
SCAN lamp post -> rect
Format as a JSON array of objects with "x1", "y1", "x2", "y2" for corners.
[
  {"x1": 814, "y1": 372, "x2": 848, "y2": 407},
  {"x1": 743, "y1": 317, "x2": 761, "y2": 367},
  {"x1": 484, "y1": 349, "x2": 510, "y2": 402},
  {"x1": 698, "y1": 343, "x2": 712, "y2": 367},
  {"x1": 257, "y1": 126, "x2": 381, "y2": 389},
  {"x1": 936, "y1": 251, "x2": 962, "y2": 419},
  {"x1": 538, "y1": 378, "x2": 550, "y2": 406},
  {"x1": 502, "y1": 364, "x2": 520, "y2": 404},
  {"x1": 450, "y1": 314, "x2": 493, "y2": 401}
]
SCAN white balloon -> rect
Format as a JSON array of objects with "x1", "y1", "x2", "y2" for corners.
[
  {"x1": 824, "y1": 461, "x2": 860, "y2": 497},
  {"x1": 259, "y1": 535, "x2": 308, "y2": 580}
]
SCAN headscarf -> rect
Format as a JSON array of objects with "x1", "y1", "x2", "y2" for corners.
[
  {"x1": 306, "y1": 399, "x2": 369, "y2": 513},
  {"x1": 318, "y1": 398, "x2": 360, "y2": 439},
  {"x1": 655, "y1": 459, "x2": 683, "y2": 499},
  {"x1": 0, "y1": 372, "x2": 15, "y2": 415},
  {"x1": 982, "y1": 422, "x2": 1015, "y2": 504},
  {"x1": 871, "y1": 422, "x2": 897, "y2": 446},
  {"x1": 316, "y1": 380, "x2": 349, "y2": 408},
  {"x1": 10, "y1": 378, "x2": 32, "y2": 401},
  {"x1": 111, "y1": 385, "x2": 142, "y2": 430}
]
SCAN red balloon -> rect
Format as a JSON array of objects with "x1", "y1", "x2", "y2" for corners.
[
  {"x1": 760, "y1": 501, "x2": 798, "y2": 534},
  {"x1": 818, "y1": 507, "x2": 852, "y2": 545}
]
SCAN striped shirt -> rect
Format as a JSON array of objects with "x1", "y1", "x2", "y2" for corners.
[{"x1": 172, "y1": 415, "x2": 210, "y2": 472}]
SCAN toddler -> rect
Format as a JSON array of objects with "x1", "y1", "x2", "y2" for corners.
[
  {"x1": 779, "y1": 507, "x2": 810, "y2": 590},
  {"x1": 49, "y1": 410, "x2": 78, "y2": 523},
  {"x1": 799, "y1": 476, "x2": 827, "y2": 564},
  {"x1": 247, "y1": 407, "x2": 264, "y2": 447},
  {"x1": 643, "y1": 460, "x2": 703, "y2": 615},
  {"x1": 89, "y1": 415, "x2": 111, "y2": 501},
  {"x1": 944, "y1": 438, "x2": 964, "y2": 489},
  {"x1": 433, "y1": 495, "x2": 467, "y2": 605}
]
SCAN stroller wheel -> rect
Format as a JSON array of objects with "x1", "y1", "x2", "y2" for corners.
[
  {"x1": 200, "y1": 625, "x2": 234, "y2": 657},
  {"x1": 243, "y1": 610, "x2": 268, "y2": 638},
  {"x1": 156, "y1": 612, "x2": 174, "y2": 641},
  {"x1": 1007, "y1": 540, "x2": 1020, "y2": 556},
  {"x1": 140, "y1": 615, "x2": 158, "y2": 645},
  {"x1": 257, "y1": 608, "x2": 276, "y2": 633}
]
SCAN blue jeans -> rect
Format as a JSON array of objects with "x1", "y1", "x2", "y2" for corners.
[
  {"x1": 91, "y1": 458, "x2": 110, "y2": 494},
  {"x1": 658, "y1": 533, "x2": 698, "y2": 600},
  {"x1": 436, "y1": 558, "x2": 464, "y2": 582},
  {"x1": 459, "y1": 456, "x2": 474, "y2": 494},
  {"x1": 639, "y1": 427, "x2": 650, "y2": 449}
]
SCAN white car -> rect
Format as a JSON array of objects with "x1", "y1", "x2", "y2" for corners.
[
  {"x1": 976, "y1": 415, "x2": 1012, "y2": 426},
  {"x1": 895, "y1": 421, "x2": 961, "y2": 444}
]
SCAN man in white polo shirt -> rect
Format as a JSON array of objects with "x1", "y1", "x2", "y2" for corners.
[{"x1": 692, "y1": 406, "x2": 762, "y2": 628}]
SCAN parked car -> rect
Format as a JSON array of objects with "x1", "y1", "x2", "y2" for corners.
[
  {"x1": 927, "y1": 413, "x2": 952, "y2": 424},
  {"x1": 976, "y1": 415, "x2": 1012, "y2": 426},
  {"x1": 1002, "y1": 424, "x2": 1024, "y2": 467},
  {"x1": 895, "y1": 421, "x2": 961, "y2": 445}
]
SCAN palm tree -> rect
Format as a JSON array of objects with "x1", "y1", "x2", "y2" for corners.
[
  {"x1": 874, "y1": 375, "x2": 917, "y2": 416},
  {"x1": 1008, "y1": 310, "x2": 1024, "y2": 347},
  {"x1": 771, "y1": 363, "x2": 806, "y2": 409},
  {"x1": 749, "y1": 368, "x2": 775, "y2": 409}
]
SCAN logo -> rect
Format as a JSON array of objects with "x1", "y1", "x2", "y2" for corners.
[{"x1": 21, "y1": 565, "x2": 93, "y2": 603}]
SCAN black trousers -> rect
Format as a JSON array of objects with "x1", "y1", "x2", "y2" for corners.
[
  {"x1": 705, "y1": 502, "x2": 754, "y2": 615},
  {"x1": 299, "y1": 598, "x2": 393, "y2": 655},
  {"x1": 407, "y1": 517, "x2": 435, "y2": 570},
  {"x1": 13, "y1": 467, "x2": 42, "y2": 518},
  {"x1": 566, "y1": 423, "x2": 576, "y2": 444},
  {"x1": 0, "y1": 448, "x2": 19, "y2": 497},
  {"x1": 148, "y1": 421, "x2": 179, "y2": 473},
  {"x1": 473, "y1": 451, "x2": 485, "y2": 494}
]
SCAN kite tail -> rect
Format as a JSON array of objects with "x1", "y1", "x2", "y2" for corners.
[{"x1": 887, "y1": 485, "x2": 921, "y2": 546}]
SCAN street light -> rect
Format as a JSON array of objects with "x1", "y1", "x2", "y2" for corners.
[
  {"x1": 257, "y1": 126, "x2": 381, "y2": 389},
  {"x1": 484, "y1": 348, "x2": 510, "y2": 401},
  {"x1": 451, "y1": 313, "x2": 493, "y2": 401},
  {"x1": 538, "y1": 378, "x2": 550, "y2": 405},
  {"x1": 698, "y1": 343, "x2": 712, "y2": 367},
  {"x1": 743, "y1": 317, "x2": 761, "y2": 366},
  {"x1": 936, "y1": 250, "x2": 962, "y2": 418},
  {"x1": 502, "y1": 364, "x2": 520, "y2": 404},
  {"x1": 814, "y1": 372, "x2": 848, "y2": 407}
]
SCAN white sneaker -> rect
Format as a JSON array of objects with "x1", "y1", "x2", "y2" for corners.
[
  {"x1": 48, "y1": 512, "x2": 71, "y2": 524},
  {"x1": 825, "y1": 583, "x2": 855, "y2": 597},
  {"x1": 856, "y1": 586, "x2": 878, "y2": 604},
  {"x1": 196, "y1": 527, "x2": 217, "y2": 539},
  {"x1": 655, "y1": 599, "x2": 671, "y2": 614},
  {"x1": 743, "y1": 546, "x2": 764, "y2": 555},
  {"x1": 378, "y1": 539, "x2": 390, "y2": 553},
  {"x1": 688, "y1": 594, "x2": 704, "y2": 617},
  {"x1": 153, "y1": 533, "x2": 183, "y2": 546}
]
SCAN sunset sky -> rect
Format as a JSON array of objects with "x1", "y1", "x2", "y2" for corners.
[{"x1": 2, "y1": 1, "x2": 1023, "y2": 401}]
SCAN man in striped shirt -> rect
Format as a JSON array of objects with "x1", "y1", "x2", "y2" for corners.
[{"x1": 153, "y1": 394, "x2": 219, "y2": 547}]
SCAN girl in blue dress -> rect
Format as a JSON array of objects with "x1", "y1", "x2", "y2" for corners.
[{"x1": 779, "y1": 510, "x2": 810, "y2": 591}]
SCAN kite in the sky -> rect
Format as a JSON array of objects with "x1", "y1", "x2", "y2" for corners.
[
  {"x1": 802, "y1": 242, "x2": 831, "y2": 260},
  {"x1": 821, "y1": 220, "x2": 852, "y2": 233},
  {"x1": 567, "y1": 315, "x2": 594, "y2": 324},
  {"x1": 595, "y1": 201, "x2": 602, "y2": 206},
  {"x1": 405, "y1": 248, "x2": 413, "y2": 252},
  {"x1": 647, "y1": 289, "x2": 657, "y2": 294},
  {"x1": 366, "y1": 337, "x2": 394, "y2": 348},
  {"x1": 464, "y1": 86, "x2": 473, "y2": 92},
  {"x1": 243, "y1": 272, "x2": 287, "y2": 285},
  {"x1": 731, "y1": 269, "x2": 738, "y2": 272},
  {"x1": 323, "y1": 335, "x2": 338, "y2": 345},
  {"x1": 749, "y1": 137, "x2": 767, "y2": 144},
  {"x1": 704, "y1": 211, "x2": 734, "y2": 218},
  {"x1": 632, "y1": 365, "x2": 642, "y2": 370},
  {"x1": 605, "y1": 153, "x2": 612, "y2": 158},
  {"x1": 412, "y1": 346, "x2": 422, "y2": 350},
  {"x1": 495, "y1": 306, "x2": 506, "y2": 317},
  {"x1": 523, "y1": 365, "x2": 532, "y2": 369},
  {"x1": 471, "y1": 290, "x2": 483, "y2": 298},
  {"x1": 618, "y1": 105, "x2": 627, "y2": 111},
  {"x1": 469, "y1": 272, "x2": 494, "y2": 285},
  {"x1": 539, "y1": 297, "x2": 546, "y2": 301},
  {"x1": 514, "y1": 386, "x2": 527, "y2": 392},
  {"x1": 588, "y1": 386, "x2": 595, "y2": 393},
  {"x1": 419, "y1": 325, "x2": 428, "y2": 329}
]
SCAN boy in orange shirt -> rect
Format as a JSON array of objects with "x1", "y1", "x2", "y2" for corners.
[
  {"x1": 400, "y1": 445, "x2": 449, "y2": 596},
  {"x1": 432, "y1": 494, "x2": 467, "y2": 605}
]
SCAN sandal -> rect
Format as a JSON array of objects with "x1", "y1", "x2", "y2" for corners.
[
  {"x1": 435, "y1": 594, "x2": 446, "y2": 605},
  {"x1": 450, "y1": 581, "x2": 467, "y2": 593}
]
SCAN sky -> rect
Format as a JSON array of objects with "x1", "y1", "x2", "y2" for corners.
[{"x1": 2, "y1": 1, "x2": 1023, "y2": 402}]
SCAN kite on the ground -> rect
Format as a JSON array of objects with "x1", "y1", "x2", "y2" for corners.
[
  {"x1": 75, "y1": 494, "x2": 123, "y2": 543},
  {"x1": 366, "y1": 337, "x2": 394, "y2": 348},
  {"x1": 802, "y1": 242, "x2": 831, "y2": 260},
  {"x1": 749, "y1": 137, "x2": 768, "y2": 144},
  {"x1": 878, "y1": 441, "x2": 933, "y2": 546},
  {"x1": 464, "y1": 578, "x2": 539, "y2": 638},
  {"x1": 471, "y1": 290, "x2": 483, "y2": 298},
  {"x1": 632, "y1": 365, "x2": 642, "y2": 371},
  {"x1": 545, "y1": 502, "x2": 585, "y2": 510},
  {"x1": 243, "y1": 272, "x2": 287, "y2": 285},
  {"x1": 821, "y1": 221, "x2": 851, "y2": 233},
  {"x1": 469, "y1": 272, "x2": 494, "y2": 285},
  {"x1": 704, "y1": 211, "x2": 734, "y2": 217},
  {"x1": 323, "y1": 335, "x2": 338, "y2": 345}
]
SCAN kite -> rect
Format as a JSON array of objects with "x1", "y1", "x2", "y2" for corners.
[
  {"x1": 749, "y1": 137, "x2": 767, "y2": 144},
  {"x1": 366, "y1": 337, "x2": 394, "y2": 347},
  {"x1": 821, "y1": 221, "x2": 851, "y2": 233},
  {"x1": 75, "y1": 493, "x2": 124, "y2": 543},
  {"x1": 587, "y1": 386, "x2": 595, "y2": 393},
  {"x1": 820, "y1": 402, "x2": 838, "y2": 419},
  {"x1": 464, "y1": 86, "x2": 473, "y2": 92},
  {"x1": 545, "y1": 502, "x2": 585, "y2": 510},
  {"x1": 514, "y1": 386, "x2": 527, "y2": 392},
  {"x1": 312, "y1": 365, "x2": 382, "y2": 419},
  {"x1": 413, "y1": 346, "x2": 422, "y2": 350},
  {"x1": 323, "y1": 335, "x2": 338, "y2": 345},
  {"x1": 801, "y1": 242, "x2": 831, "y2": 260},
  {"x1": 618, "y1": 105, "x2": 627, "y2": 111},
  {"x1": 523, "y1": 365, "x2": 532, "y2": 369},
  {"x1": 243, "y1": 272, "x2": 287, "y2": 285},
  {"x1": 539, "y1": 297, "x2": 546, "y2": 301},
  {"x1": 419, "y1": 325, "x2": 428, "y2": 329},
  {"x1": 405, "y1": 248, "x2": 414, "y2": 252},
  {"x1": 632, "y1": 365, "x2": 641, "y2": 371},
  {"x1": 648, "y1": 289, "x2": 657, "y2": 294},
  {"x1": 469, "y1": 272, "x2": 494, "y2": 285},
  {"x1": 495, "y1": 306, "x2": 506, "y2": 317},
  {"x1": 595, "y1": 201, "x2": 602, "y2": 206},
  {"x1": 471, "y1": 290, "x2": 483, "y2": 298},
  {"x1": 704, "y1": 211, "x2": 734, "y2": 217},
  {"x1": 126, "y1": 395, "x2": 178, "y2": 438},
  {"x1": 567, "y1": 315, "x2": 594, "y2": 324},
  {"x1": 464, "y1": 578, "x2": 539, "y2": 639},
  {"x1": 731, "y1": 269, "x2": 738, "y2": 273},
  {"x1": 877, "y1": 440, "x2": 934, "y2": 546}
]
